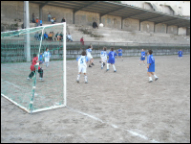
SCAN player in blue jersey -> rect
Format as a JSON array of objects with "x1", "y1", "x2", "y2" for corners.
[
  {"x1": 140, "y1": 49, "x2": 146, "y2": 65},
  {"x1": 39, "y1": 52, "x2": 44, "y2": 66},
  {"x1": 76, "y1": 51, "x2": 89, "y2": 84},
  {"x1": 86, "y1": 45, "x2": 94, "y2": 67},
  {"x1": 147, "y1": 50, "x2": 158, "y2": 83},
  {"x1": 118, "y1": 48, "x2": 123, "y2": 61},
  {"x1": 178, "y1": 49, "x2": 183, "y2": 59},
  {"x1": 106, "y1": 48, "x2": 117, "y2": 72},
  {"x1": 43, "y1": 48, "x2": 51, "y2": 67},
  {"x1": 100, "y1": 47, "x2": 107, "y2": 69}
]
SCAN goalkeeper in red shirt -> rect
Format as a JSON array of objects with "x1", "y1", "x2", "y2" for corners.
[{"x1": 27, "y1": 54, "x2": 44, "y2": 81}]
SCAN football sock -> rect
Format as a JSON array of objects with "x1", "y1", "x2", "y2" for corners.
[
  {"x1": 101, "y1": 62, "x2": 103, "y2": 68},
  {"x1": 84, "y1": 75, "x2": 88, "y2": 82},
  {"x1": 107, "y1": 63, "x2": 110, "y2": 69},
  {"x1": 113, "y1": 65, "x2": 116, "y2": 71},
  {"x1": 77, "y1": 74, "x2": 80, "y2": 80}
]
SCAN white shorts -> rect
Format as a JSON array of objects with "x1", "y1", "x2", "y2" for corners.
[
  {"x1": 45, "y1": 58, "x2": 50, "y2": 62},
  {"x1": 78, "y1": 66, "x2": 87, "y2": 73},
  {"x1": 87, "y1": 54, "x2": 93, "y2": 60},
  {"x1": 101, "y1": 57, "x2": 107, "y2": 62}
]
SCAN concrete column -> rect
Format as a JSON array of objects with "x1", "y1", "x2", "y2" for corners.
[
  {"x1": 24, "y1": 1, "x2": 31, "y2": 62},
  {"x1": 39, "y1": 6, "x2": 42, "y2": 20},
  {"x1": 73, "y1": 11, "x2": 75, "y2": 24},
  {"x1": 139, "y1": 21, "x2": 141, "y2": 31},
  {"x1": 99, "y1": 15, "x2": 101, "y2": 23},
  {"x1": 154, "y1": 23, "x2": 156, "y2": 33},
  {"x1": 166, "y1": 25, "x2": 168, "y2": 33},
  {"x1": 121, "y1": 18, "x2": 123, "y2": 29}
]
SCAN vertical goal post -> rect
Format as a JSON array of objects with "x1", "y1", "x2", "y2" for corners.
[{"x1": 1, "y1": 22, "x2": 67, "y2": 113}]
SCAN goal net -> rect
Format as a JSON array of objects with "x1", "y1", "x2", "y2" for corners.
[{"x1": 1, "y1": 23, "x2": 67, "y2": 113}]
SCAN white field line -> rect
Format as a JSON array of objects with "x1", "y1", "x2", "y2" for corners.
[{"x1": 67, "y1": 106, "x2": 160, "y2": 143}]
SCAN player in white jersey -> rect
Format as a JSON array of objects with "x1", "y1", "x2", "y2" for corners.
[
  {"x1": 100, "y1": 47, "x2": 107, "y2": 69},
  {"x1": 76, "y1": 51, "x2": 89, "y2": 84},
  {"x1": 86, "y1": 45, "x2": 94, "y2": 68},
  {"x1": 43, "y1": 48, "x2": 51, "y2": 67}
]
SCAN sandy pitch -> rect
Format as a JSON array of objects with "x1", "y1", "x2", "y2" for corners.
[{"x1": 1, "y1": 55, "x2": 190, "y2": 143}]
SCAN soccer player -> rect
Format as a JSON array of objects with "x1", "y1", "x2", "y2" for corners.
[
  {"x1": 140, "y1": 49, "x2": 146, "y2": 65},
  {"x1": 100, "y1": 47, "x2": 107, "y2": 69},
  {"x1": 27, "y1": 54, "x2": 43, "y2": 81},
  {"x1": 118, "y1": 48, "x2": 123, "y2": 61},
  {"x1": 106, "y1": 48, "x2": 117, "y2": 72},
  {"x1": 178, "y1": 49, "x2": 183, "y2": 59},
  {"x1": 86, "y1": 45, "x2": 94, "y2": 67},
  {"x1": 147, "y1": 50, "x2": 158, "y2": 83},
  {"x1": 43, "y1": 48, "x2": 51, "y2": 67},
  {"x1": 76, "y1": 51, "x2": 89, "y2": 84},
  {"x1": 39, "y1": 52, "x2": 44, "y2": 66}
]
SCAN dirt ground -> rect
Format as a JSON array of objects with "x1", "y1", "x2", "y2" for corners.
[{"x1": 1, "y1": 55, "x2": 190, "y2": 143}]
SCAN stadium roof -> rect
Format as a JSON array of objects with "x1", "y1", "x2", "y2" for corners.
[{"x1": 30, "y1": 1, "x2": 190, "y2": 28}]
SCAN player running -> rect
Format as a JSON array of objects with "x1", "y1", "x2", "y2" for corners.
[
  {"x1": 178, "y1": 49, "x2": 183, "y2": 59},
  {"x1": 100, "y1": 47, "x2": 107, "y2": 69},
  {"x1": 86, "y1": 45, "x2": 94, "y2": 68},
  {"x1": 118, "y1": 48, "x2": 123, "y2": 61},
  {"x1": 76, "y1": 51, "x2": 89, "y2": 84},
  {"x1": 140, "y1": 49, "x2": 146, "y2": 65},
  {"x1": 147, "y1": 50, "x2": 158, "y2": 83},
  {"x1": 106, "y1": 48, "x2": 117, "y2": 72}
]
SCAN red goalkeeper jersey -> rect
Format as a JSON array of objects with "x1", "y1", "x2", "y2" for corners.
[{"x1": 30, "y1": 57, "x2": 40, "y2": 71}]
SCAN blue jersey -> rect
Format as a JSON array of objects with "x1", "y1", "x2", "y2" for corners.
[
  {"x1": 141, "y1": 51, "x2": 146, "y2": 58},
  {"x1": 118, "y1": 49, "x2": 123, "y2": 56},
  {"x1": 108, "y1": 51, "x2": 117, "y2": 64},
  {"x1": 39, "y1": 54, "x2": 43, "y2": 62},
  {"x1": 147, "y1": 54, "x2": 155, "y2": 72},
  {"x1": 118, "y1": 49, "x2": 123, "y2": 54},
  {"x1": 178, "y1": 51, "x2": 183, "y2": 57},
  {"x1": 100, "y1": 51, "x2": 107, "y2": 57}
]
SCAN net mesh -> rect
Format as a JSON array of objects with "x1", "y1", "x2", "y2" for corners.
[{"x1": 1, "y1": 23, "x2": 66, "y2": 112}]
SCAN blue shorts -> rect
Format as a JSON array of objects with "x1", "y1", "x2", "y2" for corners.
[
  {"x1": 178, "y1": 55, "x2": 182, "y2": 57},
  {"x1": 147, "y1": 63, "x2": 155, "y2": 72},
  {"x1": 140, "y1": 57, "x2": 145, "y2": 61},
  {"x1": 108, "y1": 58, "x2": 115, "y2": 64},
  {"x1": 118, "y1": 53, "x2": 122, "y2": 56}
]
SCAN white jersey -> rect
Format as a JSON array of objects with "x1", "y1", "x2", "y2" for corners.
[
  {"x1": 43, "y1": 51, "x2": 51, "y2": 62},
  {"x1": 100, "y1": 51, "x2": 107, "y2": 58},
  {"x1": 78, "y1": 56, "x2": 88, "y2": 67},
  {"x1": 100, "y1": 51, "x2": 107, "y2": 62},
  {"x1": 78, "y1": 56, "x2": 88, "y2": 73},
  {"x1": 86, "y1": 48, "x2": 93, "y2": 59}
]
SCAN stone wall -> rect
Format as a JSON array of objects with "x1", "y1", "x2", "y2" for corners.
[
  {"x1": 167, "y1": 26, "x2": 178, "y2": 35},
  {"x1": 75, "y1": 11, "x2": 99, "y2": 26},
  {"x1": 122, "y1": 18, "x2": 139, "y2": 31},
  {"x1": 101, "y1": 15, "x2": 121, "y2": 29},
  {"x1": 141, "y1": 21, "x2": 155, "y2": 33},
  {"x1": 155, "y1": 23, "x2": 167, "y2": 34},
  {"x1": 42, "y1": 5, "x2": 73, "y2": 24},
  {"x1": 178, "y1": 27, "x2": 187, "y2": 35}
]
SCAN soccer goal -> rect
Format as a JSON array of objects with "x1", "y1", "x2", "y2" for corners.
[{"x1": 1, "y1": 23, "x2": 67, "y2": 113}]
